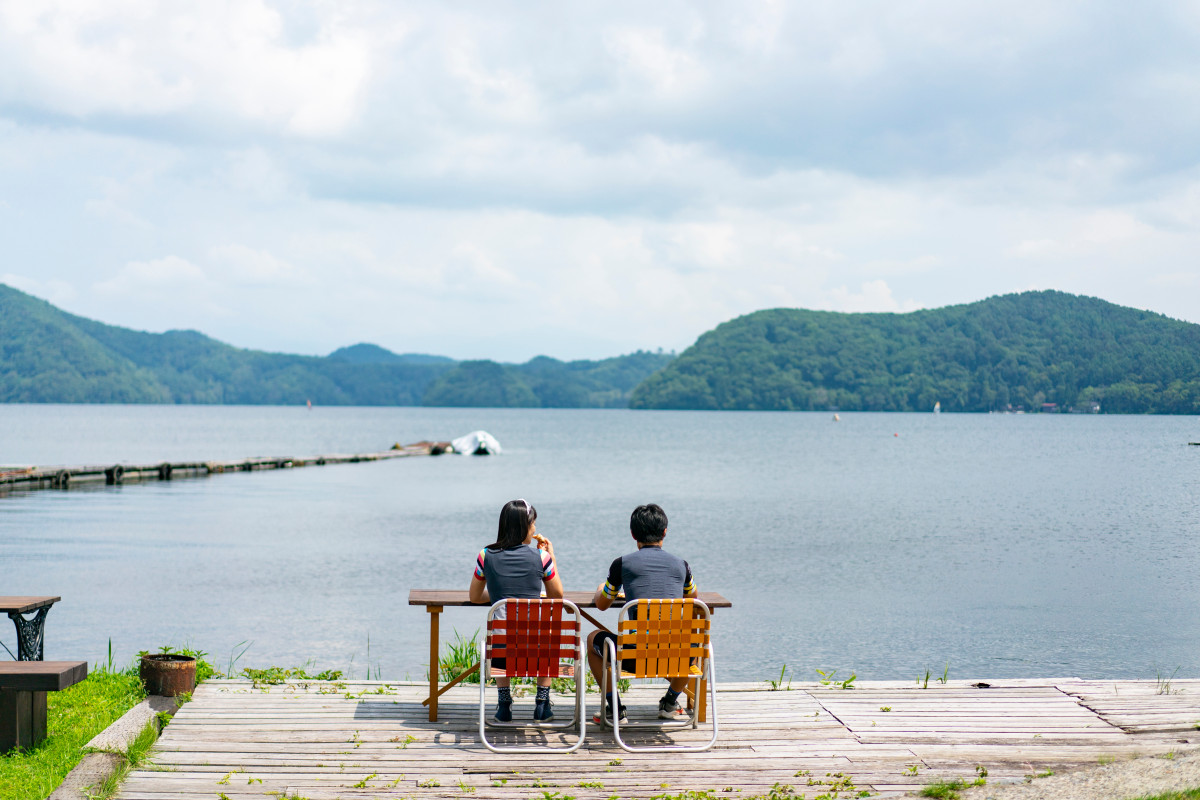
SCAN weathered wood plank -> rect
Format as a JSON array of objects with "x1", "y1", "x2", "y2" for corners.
[{"x1": 115, "y1": 680, "x2": 1200, "y2": 800}]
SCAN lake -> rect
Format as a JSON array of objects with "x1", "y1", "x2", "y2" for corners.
[{"x1": 1, "y1": 404, "x2": 1198, "y2": 684}]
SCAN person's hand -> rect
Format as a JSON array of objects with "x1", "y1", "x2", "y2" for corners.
[{"x1": 533, "y1": 533, "x2": 554, "y2": 559}]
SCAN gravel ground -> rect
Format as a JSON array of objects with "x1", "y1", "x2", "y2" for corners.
[{"x1": 923, "y1": 747, "x2": 1200, "y2": 800}]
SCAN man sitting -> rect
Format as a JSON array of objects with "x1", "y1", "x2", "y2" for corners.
[{"x1": 586, "y1": 503, "x2": 698, "y2": 722}]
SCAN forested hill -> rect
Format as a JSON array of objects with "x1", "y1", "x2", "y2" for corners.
[
  {"x1": 0, "y1": 283, "x2": 671, "y2": 407},
  {"x1": 629, "y1": 291, "x2": 1200, "y2": 414}
]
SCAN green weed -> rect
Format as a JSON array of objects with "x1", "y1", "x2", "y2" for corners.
[
  {"x1": 919, "y1": 779, "x2": 968, "y2": 799},
  {"x1": 351, "y1": 773, "x2": 378, "y2": 788},
  {"x1": 437, "y1": 629, "x2": 482, "y2": 684},
  {"x1": 1156, "y1": 666, "x2": 1182, "y2": 696},
  {"x1": 240, "y1": 665, "x2": 343, "y2": 686},
  {"x1": 815, "y1": 669, "x2": 856, "y2": 690},
  {"x1": 767, "y1": 665, "x2": 791, "y2": 691},
  {"x1": 918, "y1": 668, "x2": 931, "y2": 689},
  {"x1": 801, "y1": 771, "x2": 858, "y2": 796}
]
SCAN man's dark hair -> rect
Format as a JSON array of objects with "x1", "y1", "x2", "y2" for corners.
[{"x1": 630, "y1": 503, "x2": 668, "y2": 544}]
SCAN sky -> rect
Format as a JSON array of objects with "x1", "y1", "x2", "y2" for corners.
[{"x1": 2, "y1": 1, "x2": 1199, "y2": 362}]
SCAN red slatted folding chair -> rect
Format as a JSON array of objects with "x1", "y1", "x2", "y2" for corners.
[
  {"x1": 598, "y1": 598, "x2": 718, "y2": 752},
  {"x1": 478, "y1": 598, "x2": 585, "y2": 753}
]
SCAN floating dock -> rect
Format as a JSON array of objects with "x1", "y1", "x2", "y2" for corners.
[
  {"x1": 117, "y1": 678, "x2": 1200, "y2": 799},
  {"x1": 0, "y1": 442, "x2": 439, "y2": 495}
]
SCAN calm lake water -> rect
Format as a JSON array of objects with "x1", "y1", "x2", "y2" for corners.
[{"x1": 1, "y1": 404, "x2": 1198, "y2": 683}]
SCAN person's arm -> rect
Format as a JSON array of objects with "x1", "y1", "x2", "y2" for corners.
[
  {"x1": 682, "y1": 560, "x2": 698, "y2": 598},
  {"x1": 468, "y1": 549, "x2": 490, "y2": 604},
  {"x1": 538, "y1": 541, "x2": 564, "y2": 599},
  {"x1": 592, "y1": 557, "x2": 623, "y2": 611}
]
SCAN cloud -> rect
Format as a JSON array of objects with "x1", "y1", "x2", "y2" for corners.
[
  {"x1": 0, "y1": 0, "x2": 373, "y2": 137},
  {"x1": 1008, "y1": 210, "x2": 1157, "y2": 259},
  {"x1": 210, "y1": 244, "x2": 309, "y2": 286},
  {"x1": 2, "y1": 2, "x2": 1200, "y2": 360},
  {"x1": 827, "y1": 280, "x2": 918, "y2": 314},
  {"x1": 95, "y1": 255, "x2": 206, "y2": 292}
]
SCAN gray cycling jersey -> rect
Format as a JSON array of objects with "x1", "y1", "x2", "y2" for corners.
[
  {"x1": 478, "y1": 544, "x2": 551, "y2": 603},
  {"x1": 604, "y1": 545, "x2": 693, "y2": 602}
]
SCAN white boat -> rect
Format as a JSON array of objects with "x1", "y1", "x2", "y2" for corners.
[{"x1": 450, "y1": 430, "x2": 502, "y2": 455}]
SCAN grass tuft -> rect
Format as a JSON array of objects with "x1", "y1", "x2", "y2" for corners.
[
  {"x1": 0, "y1": 670, "x2": 144, "y2": 800},
  {"x1": 919, "y1": 779, "x2": 968, "y2": 799}
]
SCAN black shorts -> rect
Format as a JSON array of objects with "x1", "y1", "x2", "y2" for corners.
[
  {"x1": 591, "y1": 631, "x2": 636, "y2": 674},
  {"x1": 489, "y1": 643, "x2": 506, "y2": 672}
]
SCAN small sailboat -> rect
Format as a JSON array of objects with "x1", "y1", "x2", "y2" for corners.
[{"x1": 933, "y1": 401, "x2": 941, "y2": 414}]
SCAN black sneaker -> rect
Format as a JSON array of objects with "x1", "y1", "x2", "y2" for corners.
[
  {"x1": 493, "y1": 701, "x2": 513, "y2": 723},
  {"x1": 533, "y1": 698, "x2": 554, "y2": 722},
  {"x1": 658, "y1": 695, "x2": 687, "y2": 720},
  {"x1": 593, "y1": 703, "x2": 627, "y2": 725}
]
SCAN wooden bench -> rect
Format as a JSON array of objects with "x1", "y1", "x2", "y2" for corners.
[{"x1": 0, "y1": 661, "x2": 87, "y2": 751}]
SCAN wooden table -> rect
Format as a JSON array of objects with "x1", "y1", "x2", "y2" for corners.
[
  {"x1": 0, "y1": 597, "x2": 59, "y2": 661},
  {"x1": 408, "y1": 590, "x2": 731, "y2": 722}
]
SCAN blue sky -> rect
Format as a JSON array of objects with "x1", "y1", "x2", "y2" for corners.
[{"x1": 2, "y1": 1, "x2": 1199, "y2": 361}]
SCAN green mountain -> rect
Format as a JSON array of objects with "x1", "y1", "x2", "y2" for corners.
[
  {"x1": 328, "y1": 344, "x2": 455, "y2": 365},
  {"x1": 630, "y1": 291, "x2": 1200, "y2": 414},
  {"x1": 424, "y1": 351, "x2": 675, "y2": 409},
  {"x1": 0, "y1": 283, "x2": 671, "y2": 407}
]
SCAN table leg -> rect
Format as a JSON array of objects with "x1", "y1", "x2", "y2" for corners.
[
  {"x1": 7, "y1": 607, "x2": 50, "y2": 661},
  {"x1": 426, "y1": 605, "x2": 442, "y2": 722}
]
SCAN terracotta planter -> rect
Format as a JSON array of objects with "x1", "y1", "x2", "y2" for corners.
[{"x1": 140, "y1": 653, "x2": 197, "y2": 696}]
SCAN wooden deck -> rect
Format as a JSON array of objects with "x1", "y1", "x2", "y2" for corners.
[{"x1": 118, "y1": 679, "x2": 1200, "y2": 799}]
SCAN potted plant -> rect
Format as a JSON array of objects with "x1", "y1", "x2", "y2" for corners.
[{"x1": 139, "y1": 648, "x2": 199, "y2": 696}]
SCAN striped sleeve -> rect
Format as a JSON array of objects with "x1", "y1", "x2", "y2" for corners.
[
  {"x1": 473, "y1": 548, "x2": 487, "y2": 580},
  {"x1": 682, "y1": 559, "x2": 696, "y2": 595},
  {"x1": 540, "y1": 550, "x2": 556, "y2": 580},
  {"x1": 602, "y1": 557, "x2": 622, "y2": 598}
]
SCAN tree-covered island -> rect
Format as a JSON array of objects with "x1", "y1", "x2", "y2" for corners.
[{"x1": 631, "y1": 291, "x2": 1200, "y2": 413}]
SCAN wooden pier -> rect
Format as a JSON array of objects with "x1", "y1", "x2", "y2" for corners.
[
  {"x1": 0, "y1": 443, "x2": 440, "y2": 495},
  {"x1": 117, "y1": 679, "x2": 1200, "y2": 799}
]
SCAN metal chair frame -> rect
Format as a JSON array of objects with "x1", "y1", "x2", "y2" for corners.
[
  {"x1": 598, "y1": 598, "x2": 719, "y2": 752},
  {"x1": 478, "y1": 598, "x2": 586, "y2": 753}
]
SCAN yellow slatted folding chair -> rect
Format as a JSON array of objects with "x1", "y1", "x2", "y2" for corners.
[
  {"x1": 599, "y1": 598, "x2": 718, "y2": 752},
  {"x1": 478, "y1": 598, "x2": 586, "y2": 753}
]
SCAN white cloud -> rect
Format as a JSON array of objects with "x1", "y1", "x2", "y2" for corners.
[
  {"x1": 210, "y1": 244, "x2": 309, "y2": 286},
  {"x1": 827, "y1": 280, "x2": 917, "y2": 314},
  {"x1": 3, "y1": 1, "x2": 1200, "y2": 359},
  {"x1": 0, "y1": 0, "x2": 372, "y2": 137},
  {"x1": 1009, "y1": 210, "x2": 1157, "y2": 259}
]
